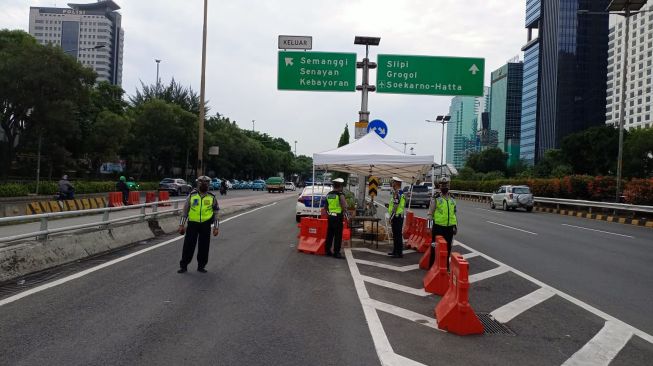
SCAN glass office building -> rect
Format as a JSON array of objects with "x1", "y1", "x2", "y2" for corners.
[
  {"x1": 490, "y1": 62, "x2": 524, "y2": 166},
  {"x1": 520, "y1": 0, "x2": 609, "y2": 163}
]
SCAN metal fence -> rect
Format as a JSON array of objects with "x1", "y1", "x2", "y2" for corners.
[
  {"x1": 0, "y1": 199, "x2": 185, "y2": 245},
  {"x1": 451, "y1": 190, "x2": 653, "y2": 217}
]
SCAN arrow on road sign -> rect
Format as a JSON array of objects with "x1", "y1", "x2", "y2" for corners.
[
  {"x1": 469, "y1": 64, "x2": 479, "y2": 75},
  {"x1": 376, "y1": 127, "x2": 386, "y2": 135},
  {"x1": 285, "y1": 57, "x2": 294, "y2": 66}
]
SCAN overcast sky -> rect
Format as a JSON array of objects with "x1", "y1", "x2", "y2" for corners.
[{"x1": 3, "y1": 0, "x2": 528, "y2": 160}]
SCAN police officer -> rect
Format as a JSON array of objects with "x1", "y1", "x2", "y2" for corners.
[
  {"x1": 177, "y1": 176, "x2": 220, "y2": 273},
  {"x1": 427, "y1": 177, "x2": 457, "y2": 271},
  {"x1": 324, "y1": 178, "x2": 349, "y2": 259},
  {"x1": 387, "y1": 177, "x2": 406, "y2": 258}
]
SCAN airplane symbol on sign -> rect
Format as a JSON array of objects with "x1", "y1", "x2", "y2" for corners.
[{"x1": 285, "y1": 57, "x2": 294, "y2": 66}]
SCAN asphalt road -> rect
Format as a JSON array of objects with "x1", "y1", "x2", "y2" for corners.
[
  {"x1": 0, "y1": 196, "x2": 379, "y2": 366},
  {"x1": 376, "y1": 191, "x2": 653, "y2": 335}
]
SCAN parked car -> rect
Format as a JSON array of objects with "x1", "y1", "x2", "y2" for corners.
[
  {"x1": 296, "y1": 185, "x2": 330, "y2": 222},
  {"x1": 210, "y1": 178, "x2": 222, "y2": 190},
  {"x1": 285, "y1": 182, "x2": 296, "y2": 191},
  {"x1": 252, "y1": 179, "x2": 266, "y2": 191},
  {"x1": 380, "y1": 182, "x2": 391, "y2": 191},
  {"x1": 491, "y1": 185, "x2": 534, "y2": 212},
  {"x1": 159, "y1": 178, "x2": 193, "y2": 196},
  {"x1": 403, "y1": 184, "x2": 431, "y2": 208},
  {"x1": 266, "y1": 177, "x2": 285, "y2": 193}
]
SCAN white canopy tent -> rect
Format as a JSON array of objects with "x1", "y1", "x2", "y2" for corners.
[{"x1": 312, "y1": 132, "x2": 434, "y2": 182}]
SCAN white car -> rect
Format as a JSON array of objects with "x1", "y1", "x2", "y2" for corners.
[
  {"x1": 285, "y1": 182, "x2": 296, "y2": 191},
  {"x1": 296, "y1": 186, "x2": 331, "y2": 222},
  {"x1": 380, "y1": 183, "x2": 391, "y2": 191}
]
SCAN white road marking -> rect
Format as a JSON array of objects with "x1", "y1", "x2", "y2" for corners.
[
  {"x1": 344, "y1": 249, "x2": 427, "y2": 366},
  {"x1": 468, "y1": 266, "x2": 510, "y2": 283},
  {"x1": 561, "y1": 321, "x2": 634, "y2": 366},
  {"x1": 486, "y1": 221, "x2": 538, "y2": 235},
  {"x1": 476, "y1": 208, "x2": 504, "y2": 214},
  {"x1": 352, "y1": 247, "x2": 416, "y2": 256},
  {"x1": 366, "y1": 298, "x2": 440, "y2": 331},
  {"x1": 462, "y1": 251, "x2": 480, "y2": 259},
  {"x1": 0, "y1": 202, "x2": 278, "y2": 307},
  {"x1": 490, "y1": 287, "x2": 555, "y2": 323},
  {"x1": 361, "y1": 275, "x2": 431, "y2": 297},
  {"x1": 454, "y1": 240, "x2": 653, "y2": 344},
  {"x1": 561, "y1": 224, "x2": 635, "y2": 238},
  {"x1": 355, "y1": 259, "x2": 420, "y2": 272}
]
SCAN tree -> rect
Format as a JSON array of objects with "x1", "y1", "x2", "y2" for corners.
[
  {"x1": 129, "y1": 79, "x2": 206, "y2": 116},
  {"x1": 464, "y1": 148, "x2": 508, "y2": 174},
  {"x1": 623, "y1": 128, "x2": 653, "y2": 178},
  {"x1": 333, "y1": 124, "x2": 350, "y2": 184},
  {"x1": 560, "y1": 126, "x2": 619, "y2": 176},
  {"x1": 86, "y1": 111, "x2": 131, "y2": 172},
  {"x1": 533, "y1": 149, "x2": 567, "y2": 178},
  {"x1": 0, "y1": 30, "x2": 95, "y2": 176}
]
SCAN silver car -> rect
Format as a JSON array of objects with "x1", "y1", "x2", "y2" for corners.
[{"x1": 490, "y1": 185, "x2": 534, "y2": 212}]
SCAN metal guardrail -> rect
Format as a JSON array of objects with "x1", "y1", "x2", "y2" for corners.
[
  {"x1": 451, "y1": 190, "x2": 653, "y2": 215},
  {"x1": 0, "y1": 199, "x2": 185, "y2": 245}
]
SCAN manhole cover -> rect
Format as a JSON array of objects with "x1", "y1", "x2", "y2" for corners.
[{"x1": 477, "y1": 313, "x2": 516, "y2": 336}]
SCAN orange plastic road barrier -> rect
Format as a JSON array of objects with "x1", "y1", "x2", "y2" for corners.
[
  {"x1": 145, "y1": 191, "x2": 157, "y2": 203},
  {"x1": 158, "y1": 191, "x2": 171, "y2": 207},
  {"x1": 423, "y1": 236, "x2": 450, "y2": 295},
  {"x1": 297, "y1": 217, "x2": 327, "y2": 255},
  {"x1": 435, "y1": 252, "x2": 484, "y2": 336},
  {"x1": 127, "y1": 191, "x2": 141, "y2": 205},
  {"x1": 108, "y1": 192, "x2": 123, "y2": 207},
  {"x1": 343, "y1": 220, "x2": 351, "y2": 241},
  {"x1": 407, "y1": 217, "x2": 422, "y2": 249},
  {"x1": 419, "y1": 245, "x2": 432, "y2": 270},
  {"x1": 417, "y1": 221, "x2": 432, "y2": 253},
  {"x1": 403, "y1": 211, "x2": 414, "y2": 239}
]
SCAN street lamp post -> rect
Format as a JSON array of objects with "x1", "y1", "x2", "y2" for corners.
[
  {"x1": 197, "y1": 0, "x2": 208, "y2": 177},
  {"x1": 252, "y1": 120, "x2": 255, "y2": 132},
  {"x1": 426, "y1": 115, "x2": 451, "y2": 166},
  {"x1": 155, "y1": 59, "x2": 161, "y2": 90},
  {"x1": 294, "y1": 140, "x2": 297, "y2": 156},
  {"x1": 579, "y1": 0, "x2": 650, "y2": 202}
]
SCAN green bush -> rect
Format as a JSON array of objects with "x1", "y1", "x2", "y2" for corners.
[
  {"x1": 0, "y1": 180, "x2": 162, "y2": 197},
  {"x1": 0, "y1": 184, "x2": 29, "y2": 197}
]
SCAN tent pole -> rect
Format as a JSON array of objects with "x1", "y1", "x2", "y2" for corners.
[{"x1": 311, "y1": 164, "x2": 316, "y2": 209}]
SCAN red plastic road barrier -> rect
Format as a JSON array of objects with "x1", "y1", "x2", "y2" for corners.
[
  {"x1": 403, "y1": 211, "x2": 414, "y2": 239},
  {"x1": 297, "y1": 217, "x2": 327, "y2": 255},
  {"x1": 127, "y1": 191, "x2": 141, "y2": 205},
  {"x1": 108, "y1": 192, "x2": 123, "y2": 207},
  {"x1": 158, "y1": 190, "x2": 171, "y2": 207},
  {"x1": 419, "y1": 245, "x2": 432, "y2": 270},
  {"x1": 407, "y1": 217, "x2": 422, "y2": 249},
  {"x1": 343, "y1": 220, "x2": 351, "y2": 241},
  {"x1": 435, "y1": 252, "x2": 484, "y2": 336},
  {"x1": 145, "y1": 191, "x2": 157, "y2": 203},
  {"x1": 417, "y1": 221, "x2": 432, "y2": 253},
  {"x1": 423, "y1": 236, "x2": 449, "y2": 295}
]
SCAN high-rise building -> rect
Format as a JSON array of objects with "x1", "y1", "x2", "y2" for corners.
[
  {"x1": 446, "y1": 87, "x2": 490, "y2": 168},
  {"x1": 490, "y1": 62, "x2": 524, "y2": 166},
  {"x1": 606, "y1": 3, "x2": 653, "y2": 130},
  {"x1": 520, "y1": 0, "x2": 610, "y2": 164},
  {"x1": 28, "y1": 1, "x2": 124, "y2": 86}
]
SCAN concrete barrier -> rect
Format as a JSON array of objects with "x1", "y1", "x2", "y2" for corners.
[{"x1": 0, "y1": 202, "x2": 264, "y2": 283}]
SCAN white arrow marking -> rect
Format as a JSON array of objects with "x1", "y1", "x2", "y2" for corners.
[
  {"x1": 285, "y1": 57, "x2": 294, "y2": 66},
  {"x1": 469, "y1": 64, "x2": 479, "y2": 75},
  {"x1": 378, "y1": 128, "x2": 386, "y2": 135}
]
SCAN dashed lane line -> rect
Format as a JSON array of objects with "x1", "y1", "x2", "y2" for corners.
[
  {"x1": 490, "y1": 287, "x2": 555, "y2": 323},
  {"x1": 561, "y1": 223, "x2": 635, "y2": 239},
  {"x1": 355, "y1": 259, "x2": 420, "y2": 272},
  {"x1": 361, "y1": 275, "x2": 431, "y2": 297},
  {"x1": 344, "y1": 248, "x2": 427, "y2": 366},
  {"x1": 561, "y1": 321, "x2": 634, "y2": 366},
  {"x1": 468, "y1": 266, "x2": 510, "y2": 283},
  {"x1": 486, "y1": 221, "x2": 538, "y2": 235},
  {"x1": 0, "y1": 202, "x2": 278, "y2": 307}
]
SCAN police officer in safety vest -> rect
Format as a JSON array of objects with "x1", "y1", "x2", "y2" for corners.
[
  {"x1": 427, "y1": 177, "x2": 457, "y2": 270},
  {"x1": 324, "y1": 178, "x2": 349, "y2": 259},
  {"x1": 177, "y1": 176, "x2": 220, "y2": 273},
  {"x1": 387, "y1": 177, "x2": 406, "y2": 258}
]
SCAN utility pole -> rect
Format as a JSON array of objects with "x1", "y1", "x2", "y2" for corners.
[
  {"x1": 393, "y1": 140, "x2": 417, "y2": 154},
  {"x1": 197, "y1": 0, "x2": 208, "y2": 177},
  {"x1": 426, "y1": 115, "x2": 451, "y2": 166},
  {"x1": 294, "y1": 140, "x2": 297, "y2": 156},
  {"x1": 252, "y1": 120, "x2": 255, "y2": 132},
  {"x1": 155, "y1": 59, "x2": 161, "y2": 90}
]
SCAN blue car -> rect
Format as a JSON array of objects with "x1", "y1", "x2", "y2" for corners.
[
  {"x1": 252, "y1": 179, "x2": 265, "y2": 191},
  {"x1": 210, "y1": 178, "x2": 222, "y2": 190}
]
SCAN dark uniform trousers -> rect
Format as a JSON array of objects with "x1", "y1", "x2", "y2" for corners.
[
  {"x1": 180, "y1": 219, "x2": 212, "y2": 269},
  {"x1": 430, "y1": 224, "x2": 455, "y2": 269},
  {"x1": 391, "y1": 216, "x2": 404, "y2": 256},
  {"x1": 325, "y1": 214, "x2": 343, "y2": 255}
]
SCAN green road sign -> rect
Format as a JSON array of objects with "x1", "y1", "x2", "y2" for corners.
[
  {"x1": 376, "y1": 54, "x2": 485, "y2": 96},
  {"x1": 278, "y1": 51, "x2": 357, "y2": 92}
]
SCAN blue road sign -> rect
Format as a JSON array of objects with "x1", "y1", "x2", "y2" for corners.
[{"x1": 367, "y1": 119, "x2": 388, "y2": 139}]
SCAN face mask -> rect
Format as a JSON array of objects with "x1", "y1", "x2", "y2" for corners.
[
  {"x1": 199, "y1": 183, "x2": 209, "y2": 192},
  {"x1": 440, "y1": 187, "x2": 449, "y2": 194}
]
